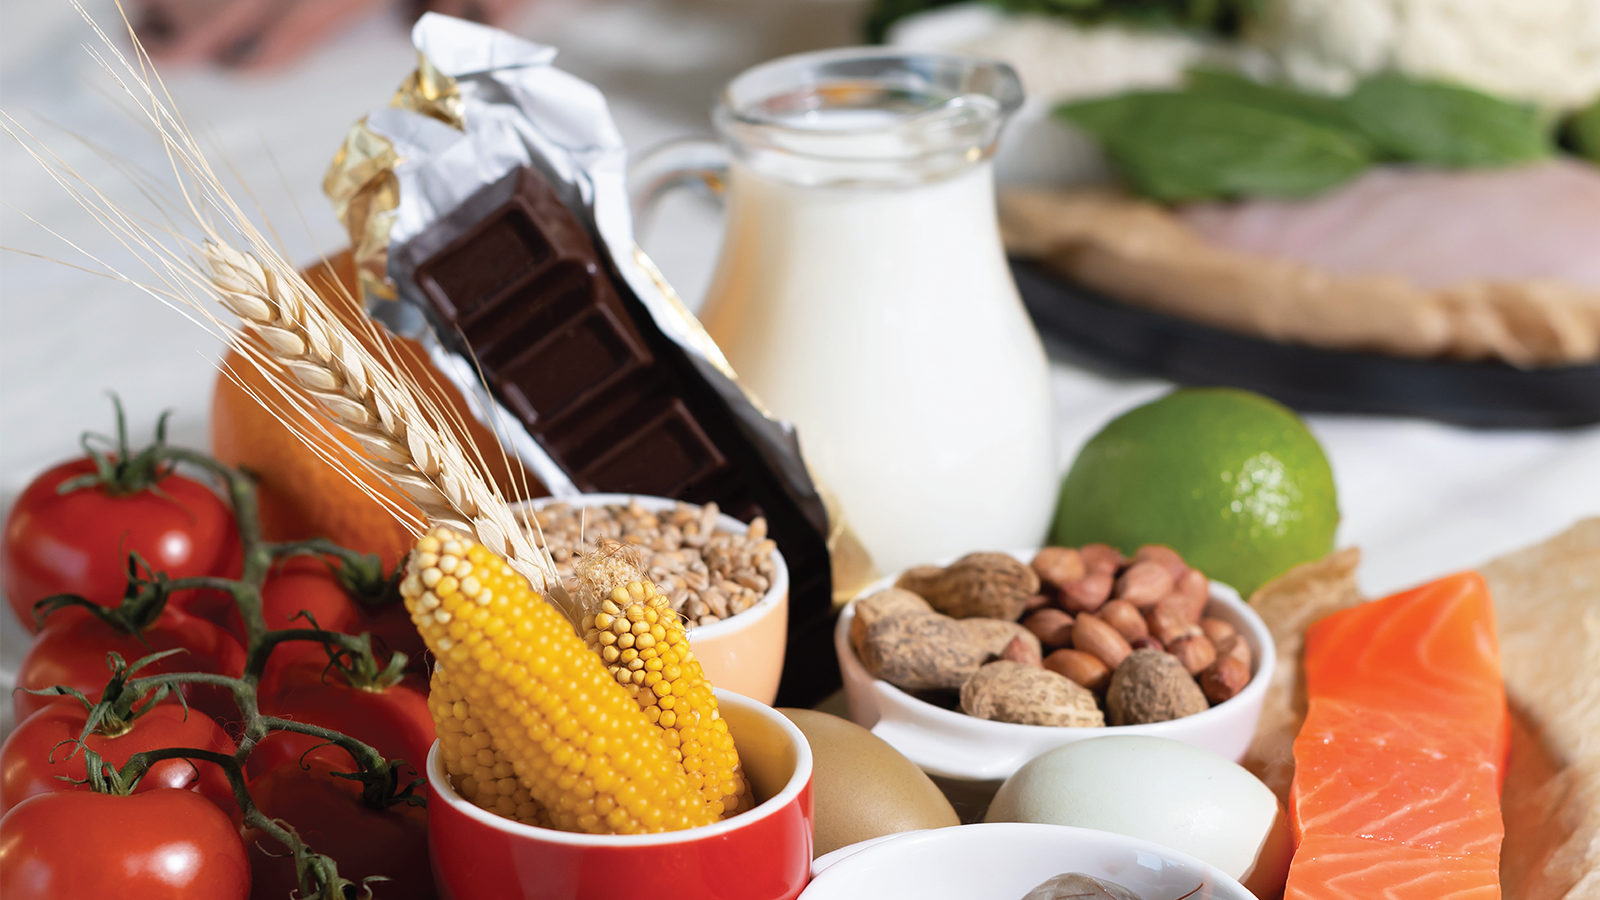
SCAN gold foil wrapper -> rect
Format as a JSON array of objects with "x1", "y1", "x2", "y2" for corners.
[
  {"x1": 392, "y1": 51, "x2": 466, "y2": 129},
  {"x1": 820, "y1": 485, "x2": 881, "y2": 608},
  {"x1": 323, "y1": 121, "x2": 401, "y2": 302},
  {"x1": 324, "y1": 51, "x2": 464, "y2": 303}
]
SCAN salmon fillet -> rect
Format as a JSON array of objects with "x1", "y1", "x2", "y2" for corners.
[
  {"x1": 1287, "y1": 834, "x2": 1502, "y2": 900},
  {"x1": 1302, "y1": 571, "x2": 1509, "y2": 765},
  {"x1": 1285, "y1": 572, "x2": 1509, "y2": 899}
]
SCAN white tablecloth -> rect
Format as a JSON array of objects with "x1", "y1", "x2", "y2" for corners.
[{"x1": 3, "y1": 0, "x2": 1597, "y2": 738}]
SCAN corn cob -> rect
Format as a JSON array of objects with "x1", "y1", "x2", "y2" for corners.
[
  {"x1": 402, "y1": 527, "x2": 717, "y2": 834},
  {"x1": 577, "y1": 545, "x2": 751, "y2": 818},
  {"x1": 428, "y1": 666, "x2": 549, "y2": 826}
]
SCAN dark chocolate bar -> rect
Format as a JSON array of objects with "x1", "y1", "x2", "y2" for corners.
[{"x1": 393, "y1": 165, "x2": 838, "y2": 706}]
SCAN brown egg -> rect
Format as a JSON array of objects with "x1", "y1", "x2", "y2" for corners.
[{"x1": 779, "y1": 708, "x2": 959, "y2": 857}]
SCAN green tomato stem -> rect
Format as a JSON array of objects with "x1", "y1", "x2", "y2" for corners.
[
  {"x1": 90, "y1": 746, "x2": 357, "y2": 900},
  {"x1": 267, "y1": 537, "x2": 394, "y2": 608}
]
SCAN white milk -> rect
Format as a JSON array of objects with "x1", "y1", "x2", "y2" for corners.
[{"x1": 699, "y1": 158, "x2": 1058, "y2": 574}]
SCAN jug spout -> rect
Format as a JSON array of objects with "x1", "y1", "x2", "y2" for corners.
[{"x1": 714, "y1": 47, "x2": 1025, "y2": 189}]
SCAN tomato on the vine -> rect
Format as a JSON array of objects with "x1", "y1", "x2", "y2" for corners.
[
  {"x1": 0, "y1": 788, "x2": 250, "y2": 900},
  {"x1": 0, "y1": 702, "x2": 237, "y2": 815},
  {"x1": 2, "y1": 451, "x2": 239, "y2": 631},
  {"x1": 241, "y1": 754, "x2": 435, "y2": 900},
  {"x1": 262, "y1": 554, "x2": 425, "y2": 667},
  {"x1": 14, "y1": 607, "x2": 246, "y2": 725},
  {"x1": 251, "y1": 651, "x2": 434, "y2": 780},
  {"x1": 262, "y1": 555, "x2": 364, "y2": 632},
  {"x1": 361, "y1": 600, "x2": 428, "y2": 674}
]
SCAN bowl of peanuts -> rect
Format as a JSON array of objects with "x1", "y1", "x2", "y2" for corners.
[
  {"x1": 518, "y1": 494, "x2": 790, "y2": 705},
  {"x1": 832, "y1": 545, "x2": 1273, "y2": 817}
]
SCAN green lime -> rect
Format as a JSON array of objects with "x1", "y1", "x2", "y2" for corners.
[{"x1": 1051, "y1": 388, "x2": 1338, "y2": 598}]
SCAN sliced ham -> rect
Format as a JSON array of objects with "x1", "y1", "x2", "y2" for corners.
[{"x1": 1180, "y1": 160, "x2": 1600, "y2": 291}]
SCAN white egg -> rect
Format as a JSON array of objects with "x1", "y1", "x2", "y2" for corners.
[{"x1": 985, "y1": 735, "x2": 1291, "y2": 895}]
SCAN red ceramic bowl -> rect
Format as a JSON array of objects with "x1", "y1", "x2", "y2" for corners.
[{"x1": 428, "y1": 689, "x2": 815, "y2": 900}]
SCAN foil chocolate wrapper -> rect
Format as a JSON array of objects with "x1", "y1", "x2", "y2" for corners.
[
  {"x1": 332, "y1": 13, "x2": 864, "y2": 703},
  {"x1": 323, "y1": 44, "x2": 469, "y2": 304}
]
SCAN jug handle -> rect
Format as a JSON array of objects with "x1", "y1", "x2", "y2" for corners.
[{"x1": 627, "y1": 137, "x2": 730, "y2": 235}]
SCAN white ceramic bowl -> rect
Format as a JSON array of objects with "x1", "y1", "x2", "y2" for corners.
[
  {"x1": 800, "y1": 823, "x2": 1255, "y2": 900},
  {"x1": 518, "y1": 494, "x2": 790, "y2": 705},
  {"x1": 835, "y1": 552, "x2": 1274, "y2": 783}
]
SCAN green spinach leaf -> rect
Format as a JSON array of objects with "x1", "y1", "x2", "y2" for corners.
[
  {"x1": 1345, "y1": 75, "x2": 1550, "y2": 167},
  {"x1": 865, "y1": 0, "x2": 1263, "y2": 43},
  {"x1": 1185, "y1": 69, "x2": 1368, "y2": 144},
  {"x1": 1059, "y1": 92, "x2": 1371, "y2": 200}
]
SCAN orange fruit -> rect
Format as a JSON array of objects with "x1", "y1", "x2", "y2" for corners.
[{"x1": 211, "y1": 253, "x2": 541, "y2": 571}]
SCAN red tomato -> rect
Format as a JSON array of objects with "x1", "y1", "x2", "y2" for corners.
[
  {"x1": 241, "y1": 755, "x2": 434, "y2": 900},
  {"x1": 361, "y1": 601, "x2": 429, "y2": 674},
  {"x1": 261, "y1": 555, "x2": 363, "y2": 632},
  {"x1": 0, "y1": 788, "x2": 250, "y2": 900},
  {"x1": 1, "y1": 458, "x2": 239, "y2": 630},
  {"x1": 0, "y1": 702, "x2": 236, "y2": 815},
  {"x1": 250, "y1": 659, "x2": 434, "y2": 780},
  {"x1": 14, "y1": 607, "x2": 246, "y2": 726},
  {"x1": 262, "y1": 555, "x2": 426, "y2": 670},
  {"x1": 174, "y1": 586, "x2": 248, "y2": 640}
]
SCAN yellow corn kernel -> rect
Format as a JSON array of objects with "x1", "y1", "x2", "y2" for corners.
[
  {"x1": 427, "y1": 667, "x2": 547, "y2": 826},
  {"x1": 403, "y1": 526, "x2": 715, "y2": 835},
  {"x1": 579, "y1": 560, "x2": 750, "y2": 819}
]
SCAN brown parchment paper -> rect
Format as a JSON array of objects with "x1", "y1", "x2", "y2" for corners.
[{"x1": 1483, "y1": 519, "x2": 1600, "y2": 900}]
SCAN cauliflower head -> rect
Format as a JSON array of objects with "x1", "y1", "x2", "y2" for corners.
[{"x1": 1257, "y1": 0, "x2": 1600, "y2": 112}]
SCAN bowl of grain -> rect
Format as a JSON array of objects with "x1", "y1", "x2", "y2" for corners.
[{"x1": 518, "y1": 494, "x2": 790, "y2": 705}]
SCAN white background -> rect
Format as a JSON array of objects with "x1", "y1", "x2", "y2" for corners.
[{"x1": 3, "y1": 0, "x2": 1597, "y2": 736}]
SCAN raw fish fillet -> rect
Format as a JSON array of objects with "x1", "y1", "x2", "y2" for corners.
[
  {"x1": 1292, "y1": 700, "x2": 1503, "y2": 858},
  {"x1": 1301, "y1": 571, "x2": 1509, "y2": 765},
  {"x1": 1181, "y1": 160, "x2": 1600, "y2": 290},
  {"x1": 1285, "y1": 572, "x2": 1508, "y2": 899},
  {"x1": 1286, "y1": 834, "x2": 1501, "y2": 900}
]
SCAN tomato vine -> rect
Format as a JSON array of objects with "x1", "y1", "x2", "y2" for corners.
[{"x1": 21, "y1": 414, "x2": 424, "y2": 900}]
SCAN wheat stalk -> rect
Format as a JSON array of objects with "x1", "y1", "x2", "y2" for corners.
[
  {"x1": 3, "y1": 2, "x2": 574, "y2": 617},
  {"x1": 204, "y1": 243, "x2": 546, "y2": 576}
]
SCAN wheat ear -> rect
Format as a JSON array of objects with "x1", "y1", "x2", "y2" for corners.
[
  {"x1": 2, "y1": 2, "x2": 575, "y2": 618},
  {"x1": 202, "y1": 241, "x2": 574, "y2": 606}
]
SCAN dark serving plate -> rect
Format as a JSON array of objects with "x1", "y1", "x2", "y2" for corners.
[{"x1": 1011, "y1": 260, "x2": 1600, "y2": 429}]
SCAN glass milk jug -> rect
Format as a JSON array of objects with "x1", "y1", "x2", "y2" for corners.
[{"x1": 633, "y1": 49, "x2": 1058, "y2": 574}]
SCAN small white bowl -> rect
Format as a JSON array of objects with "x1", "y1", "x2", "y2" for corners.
[
  {"x1": 835, "y1": 552, "x2": 1274, "y2": 784},
  {"x1": 519, "y1": 494, "x2": 790, "y2": 705},
  {"x1": 800, "y1": 823, "x2": 1255, "y2": 900}
]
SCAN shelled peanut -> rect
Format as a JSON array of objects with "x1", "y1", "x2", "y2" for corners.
[{"x1": 1028, "y1": 544, "x2": 1254, "y2": 722}]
